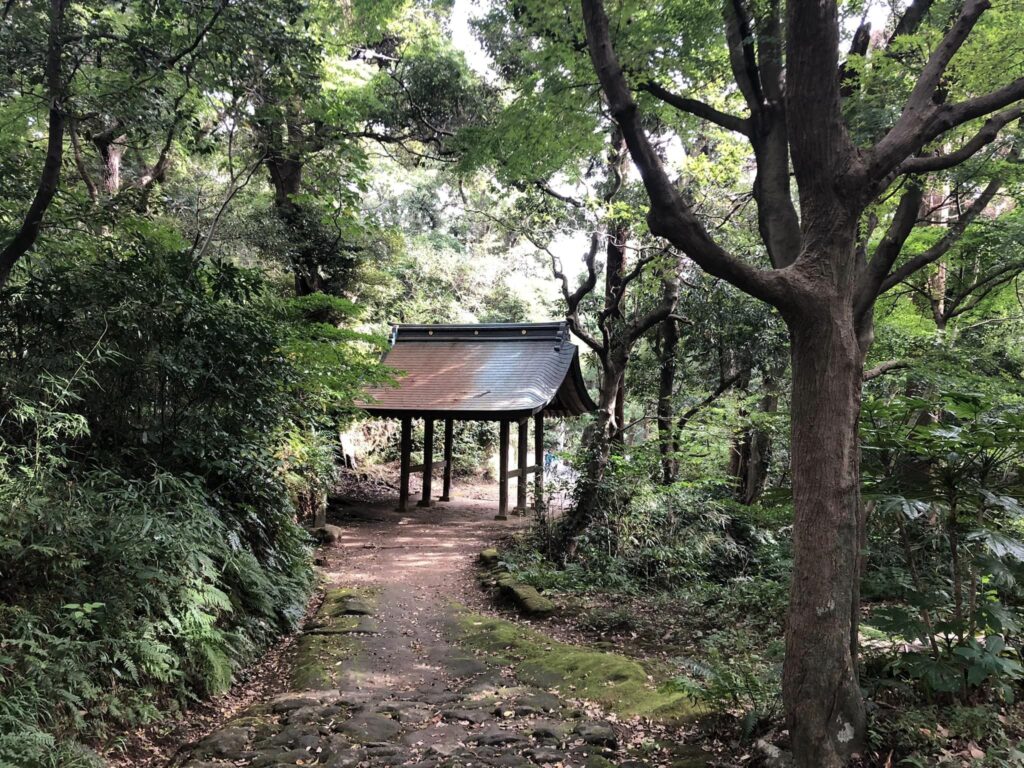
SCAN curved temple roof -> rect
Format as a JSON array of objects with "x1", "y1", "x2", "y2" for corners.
[{"x1": 361, "y1": 322, "x2": 597, "y2": 419}]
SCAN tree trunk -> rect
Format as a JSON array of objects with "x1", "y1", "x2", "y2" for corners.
[
  {"x1": 734, "y1": 376, "x2": 779, "y2": 504},
  {"x1": 0, "y1": 0, "x2": 66, "y2": 289},
  {"x1": 266, "y1": 154, "x2": 324, "y2": 296},
  {"x1": 606, "y1": 222, "x2": 628, "y2": 444},
  {"x1": 657, "y1": 315, "x2": 680, "y2": 484},
  {"x1": 560, "y1": 349, "x2": 624, "y2": 553},
  {"x1": 783, "y1": 301, "x2": 867, "y2": 767},
  {"x1": 95, "y1": 132, "x2": 127, "y2": 195}
]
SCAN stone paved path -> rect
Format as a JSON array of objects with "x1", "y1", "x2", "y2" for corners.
[{"x1": 179, "y1": 498, "x2": 707, "y2": 768}]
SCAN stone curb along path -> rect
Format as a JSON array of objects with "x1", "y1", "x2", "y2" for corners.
[{"x1": 177, "y1": 502, "x2": 711, "y2": 768}]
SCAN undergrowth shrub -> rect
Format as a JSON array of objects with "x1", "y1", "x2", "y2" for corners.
[
  {"x1": 0, "y1": 234, "x2": 383, "y2": 763},
  {"x1": 521, "y1": 445, "x2": 786, "y2": 593}
]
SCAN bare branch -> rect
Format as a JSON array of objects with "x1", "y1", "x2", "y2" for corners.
[
  {"x1": 68, "y1": 119, "x2": 98, "y2": 204},
  {"x1": 879, "y1": 177, "x2": 1002, "y2": 293},
  {"x1": 638, "y1": 81, "x2": 750, "y2": 135},
  {"x1": 533, "y1": 181, "x2": 584, "y2": 208},
  {"x1": 551, "y1": 235, "x2": 604, "y2": 355},
  {"x1": 896, "y1": 105, "x2": 1024, "y2": 176},
  {"x1": 676, "y1": 370, "x2": 745, "y2": 432},
  {"x1": 163, "y1": 0, "x2": 231, "y2": 71},
  {"x1": 627, "y1": 255, "x2": 680, "y2": 344},
  {"x1": 193, "y1": 155, "x2": 264, "y2": 262},
  {"x1": 864, "y1": 360, "x2": 911, "y2": 381},
  {"x1": 947, "y1": 260, "x2": 1024, "y2": 318}
]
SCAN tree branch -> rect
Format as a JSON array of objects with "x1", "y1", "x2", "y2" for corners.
[
  {"x1": 895, "y1": 105, "x2": 1024, "y2": 176},
  {"x1": 863, "y1": 360, "x2": 911, "y2": 381},
  {"x1": 551, "y1": 234, "x2": 604, "y2": 355},
  {"x1": 867, "y1": 0, "x2": 1024, "y2": 181},
  {"x1": 946, "y1": 260, "x2": 1024, "y2": 319},
  {"x1": 676, "y1": 369, "x2": 745, "y2": 432},
  {"x1": 638, "y1": 80, "x2": 750, "y2": 135},
  {"x1": 879, "y1": 177, "x2": 1002, "y2": 292},
  {"x1": 0, "y1": 0, "x2": 66, "y2": 289},
  {"x1": 856, "y1": 183, "x2": 924, "y2": 315},
  {"x1": 580, "y1": 0, "x2": 791, "y2": 310},
  {"x1": 68, "y1": 119, "x2": 98, "y2": 204},
  {"x1": 903, "y1": 0, "x2": 989, "y2": 116},
  {"x1": 887, "y1": 0, "x2": 934, "y2": 43}
]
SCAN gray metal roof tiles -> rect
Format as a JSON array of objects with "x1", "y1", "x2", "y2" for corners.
[{"x1": 361, "y1": 321, "x2": 596, "y2": 419}]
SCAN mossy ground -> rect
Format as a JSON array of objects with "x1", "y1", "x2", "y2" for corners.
[
  {"x1": 289, "y1": 587, "x2": 374, "y2": 689},
  {"x1": 450, "y1": 608, "x2": 697, "y2": 721}
]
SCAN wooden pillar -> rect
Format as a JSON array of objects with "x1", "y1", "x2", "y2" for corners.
[
  {"x1": 496, "y1": 419, "x2": 510, "y2": 520},
  {"x1": 398, "y1": 416, "x2": 411, "y2": 512},
  {"x1": 516, "y1": 417, "x2": 529, "y2": 514},
  {"x1": 534, "y1": 412, "x2": 544, "y2": 514},
  {"x1": 440, "y1": 417, "x2": 454, "y2": 502},
  {"x1": 418, "y1": 417, "x2": 434, "y2": 507}
]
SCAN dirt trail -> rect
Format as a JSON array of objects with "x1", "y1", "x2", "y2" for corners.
[{"x1": 177, "y1": 497, "x2": 709, "y2": 767}]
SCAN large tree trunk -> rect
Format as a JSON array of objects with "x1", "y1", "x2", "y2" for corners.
[
  {"x1": 266, "y1": 155, "x2": 325, "y2": 296},
  {"x1": 783, "y1": 299, "x2": 867, "y2": 767}
]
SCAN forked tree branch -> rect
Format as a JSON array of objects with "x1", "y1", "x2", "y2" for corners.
[
  {"x1": 867, "y1": 0, "x2": 1024, "y2": 182},
  {"x1": 552, "y1": 234, "x2": 604, "y2": 356},
  {"x1": 879, "y1": 177, "x2": 1003, "y2": 293},
  {"x1": 902, "y1": 0, "x2": 990, "y2": 116},
  {"x1": 580, "y1": 0, "x2": 791, "y2": 310}
]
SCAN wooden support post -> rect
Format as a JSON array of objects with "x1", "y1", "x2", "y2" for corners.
[
  {"x1": 534, "y1": 412, "x2": 544, "y2": 514},
  {"x1": 516, "y1": 417, "x2": 529, "y2": 514},
  {"x1": 440, "y1": 418, "x2": 454, "y2": 501},
  {"x1": 418, "y1": 418, "x2": 434, "y2": 507},
  {"x1": 496, "y1": 419, "x2": 510, "y2": 520},
  {"x1": 398, "y1": 416, "x2": 411, "y2": 512}
]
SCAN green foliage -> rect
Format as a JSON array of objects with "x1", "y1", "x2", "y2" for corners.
[
  {"x1": 673, "y1": 637, "x2": 781, "y2": 738},
  {"x1": 868, "y1": 705, "x2": 1024, "y2": 767},
  {"x1": 863, "y1": 385, "x2": 1024, "y2": 704},
  {"x1": 0, "y1": 232, "x2": 386, "y2": 761}
]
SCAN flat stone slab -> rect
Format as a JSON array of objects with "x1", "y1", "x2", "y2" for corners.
[{"x1": 338, "y1": 712, "x2": 404, "y2": 743}]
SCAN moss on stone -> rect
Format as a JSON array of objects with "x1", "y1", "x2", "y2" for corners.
[
  {"x1": 451, "y1": 610, "x2": 697, "y2": 721},
  {"x1": 501, "y1": 583, "x2": 555, "y2": 617},
  {"x1": 289, "y1": 587, "x2": 373, "y2": 688},
  {"x1": 479, "y1": 548, "x2": 500, "y2": 567}
]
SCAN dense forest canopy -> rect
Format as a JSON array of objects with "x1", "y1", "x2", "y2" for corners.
[{"x1": 2, "y1": 0, "x2": 1024, "y2": 766}]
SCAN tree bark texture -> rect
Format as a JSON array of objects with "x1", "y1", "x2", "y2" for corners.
[{"x1": 782, "y1": 294, "x2": 867, "y2": 766}]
